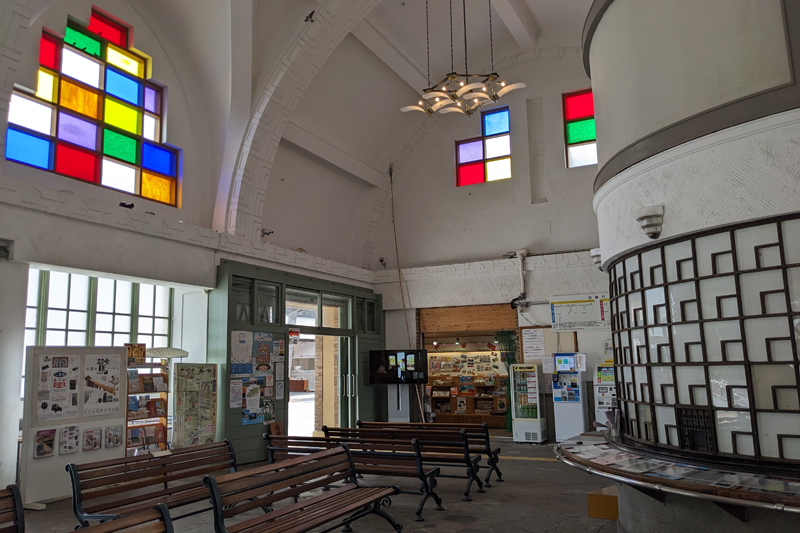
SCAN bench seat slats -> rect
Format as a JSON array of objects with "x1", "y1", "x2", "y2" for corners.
[
  {"x1": 80, "y1": 454, "x2": 234, "y2": 490},
  {"x1": 217, "y1": 454, "x2": 350, "y2": 495}
]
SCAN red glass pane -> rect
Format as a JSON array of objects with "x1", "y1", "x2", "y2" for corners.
[
  {"x1": 457, "y1": 161, "x2": 485, "y2": 186},
  {"x1": 564, "y1": 91, "x2": 594, "y2": 121},
  {"x1": 39, "y1": 33, "x2": 60, "y2": 70},
  {"x1": 55, "y1": 143, "x2": 99, "y2": 182},
  {"x1": 88, "y1": 11, "x2": 128, "y2": 48}
]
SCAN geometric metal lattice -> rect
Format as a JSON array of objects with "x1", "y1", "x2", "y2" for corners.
[{"x1": 609, "y1": 214, "x2": 800, "y2": 471}]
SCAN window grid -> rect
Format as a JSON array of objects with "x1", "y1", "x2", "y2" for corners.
[
  {"x1": 43, "y1": 271, "x2": 90, "y2": 347},
  {"x1": 563, "y1": 89, "x2": 597, "y2": 168},
  {"x1": 455, "y1": 107, "x2": 512, "y2": 186}
]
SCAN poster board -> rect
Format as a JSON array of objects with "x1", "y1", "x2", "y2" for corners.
[
  {"x1": 518, "y1": 327, "x2": 577, "y2": 393},
  {"x1": 20, "y1": 346, "x2": 127, "y2": 504},
  {"x1": 173, "y1": 363, "x2": 218, "y2": 448},
  {"x1": 549, "y1": 294, "x2": 610, "y2": 331}
]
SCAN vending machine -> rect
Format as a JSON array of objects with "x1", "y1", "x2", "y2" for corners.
[
  {"x1": 510, "y1": 364, "x2": 547, "y2": 443},
  {"x1": 594, "y1": 364, "x2": 617, "y2": 426},
  {"x1": 552, "y1": 353, "x2": 589, "y2": 442}
]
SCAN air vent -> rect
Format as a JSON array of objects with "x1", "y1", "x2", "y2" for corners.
[{"x1": 524, "y1": 432, "x2": 537, "y2": 442}]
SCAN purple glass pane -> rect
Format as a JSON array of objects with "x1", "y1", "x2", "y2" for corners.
[
  {"x1": 458, "y1": 140, "x2": 483, "y2": 163},
  {"x1": 57, "y1": 112, "x2": 97, "y2": 150},
  {"x1": 144, "y1": 87, "x2": 157, "y2": 114}
]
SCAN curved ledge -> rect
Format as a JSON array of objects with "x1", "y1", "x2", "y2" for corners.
[{"x1": 589, "y1": 0, "x2": 800, "y2": 194}]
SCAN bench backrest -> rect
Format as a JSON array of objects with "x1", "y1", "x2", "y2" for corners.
[
  {"x1": 350, "y1": 422, "x2": 492, "y2": 450},
  {"x1": 323, "y1": 426, "x2": 476, "y2": 446},
  {"x1": 67, "y1": 440, "x2": 237, "y2": 508},
  {"x1": 204, "y1": 445, "x2": 357, "y2": 529},
  {"x1": 0, "y1": 484, "x2": 24, "y2": 533},
  {"x1": 78, "y1": 503, "x2": 174, "y2": 533}
]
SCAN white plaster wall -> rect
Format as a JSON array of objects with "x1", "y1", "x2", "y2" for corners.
[
  {"x1": 369, "y1": 49, "x2": 600, "y2": 269},
  {"x1": 594, "y1": 108, "x2": 800, "y2": 264},
  {"x1": 590, "y1": 0, "x2": 791, "y2": 167},
  {"x1": 385, "y1": 309, "x2": 417, "y2": 350}
]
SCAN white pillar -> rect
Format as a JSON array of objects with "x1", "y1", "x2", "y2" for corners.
[{"x1": 0, "y1": 261, "x2": 28, "y2": 486}]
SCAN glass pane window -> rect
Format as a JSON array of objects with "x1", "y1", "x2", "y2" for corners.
[
  {"x1": 563, "y1": 89, "x2": 597, "y2": 168},
  {"x1": 232, "y1": 276, "x2": 253, "y2": 324},
  {"x1": 286, "y1": 288, "x2": 319, "y2": 327},
  {"x1": 45, "y1": 271, "x2": 90, "y2": 348},
  {"x1": 137, "y1": 283, "x2": 172, "y2": 349},
  {"x1": 95, "y1": 277, "x2": 132, "y2": 346},
  {"x1": 322, "y1": 294, "x2": 352, "y2": 329},
  {"x1": 455, "y1": 107, "x2": 512, "y2": 186},
  {"x1": 22, "y1": 268, "x2": 40, "y2": 399},
  {"x1": 256, "y1": 282, "x2": 279, "y2": 324}
]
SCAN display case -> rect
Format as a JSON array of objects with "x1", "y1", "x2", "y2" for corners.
[{"x1": 510, "y1": 364, "x2": 547, "y2": 443}]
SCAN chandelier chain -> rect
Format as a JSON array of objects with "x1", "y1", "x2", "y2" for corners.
[
  {"x1": 463, "y1": 0, "x2": 468, "y2": 75},
  {"x1": 489, "y1": 0, "x2": 494, "y2": 71},
  {"x1": 426, "y1": 0, "x2": 430, "y2": 86},
  {"x1": 449, "y1": 0, "x2": 454, "y2": 72}
]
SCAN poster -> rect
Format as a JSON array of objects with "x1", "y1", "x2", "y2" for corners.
[
  {"x1": 173, "y1": 364, "x2": 218, "y2": 448},
  {"x1": 253, "y1": 332, "x2": 273, "y2": 376},
  {"x1": 59, "y1": 425, "x2": 79, "y2": 455},
  {"x1": 231, "y1": 331, "x2": 254, "y2": 376},
  {"x1": 105, "y1": 425, "x2": 123, "y2": 448},
  {"x1": 125, "y1": 343, "x2": 146, "y2": 366},
  {"x1": 262, "y1": 399, "x2": 276, "y2": 424},
  {"x1": 276, "y1": 380, "x2": 285, "y2": 400},
  {"x1": 83, "y1": 354, "x2": 122, "y2": 417},
  {"x1": 37, "y1": 355, "x2": 80, "y2": 422},
  {"x1": 230, "y1": 380, "x2": 242, "y2": 408},
  {"x1": 275, "y1": 362, "x2": 285, "y2": 381},
  {"x1": 34, "y1": 429, "x2": 56, "y2": 458},
  {"x1": 83, "y1": 428, "x2": 102, "y2": 451},
  {"x1": 241, "y1": 377, "x2": 265, "y2": 425},
  {"x1": 522, "y1": 328, "x2": 546, "y2": 362},
  {"x1": 550, "y1": 294, "x2": 610, "y2": 331},
  {"x1": 542, "y1": 354, "x2": 555, "y2": 374},
  {"x1": 273, "y1": 340, "x2": 285, "y2": 362}
]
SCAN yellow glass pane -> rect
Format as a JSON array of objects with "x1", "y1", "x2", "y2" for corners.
[
  {"x1": 36, "y1": 69, "x2": 57, "y2": 102},
  {"x1": 105, "y1": 97, "x2": 141, "y2": 135},
  {"x1": 141, "y1": 172, "x2": 176, "y2": 205},
  {"x1": 106, "y1": 44, "x2": 144, "y2": 78},
  {"x1": 60, "y1": 79, "x2": 99, "y2": 119}
]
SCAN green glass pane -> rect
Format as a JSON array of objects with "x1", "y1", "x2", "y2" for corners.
[
  {"x1": 103, "y1": 129, "x2": 138, "y2": 164},
  {"x1": 566, "y1": 118, "x2": 596, "y2": 144},
  {"x1": 65, "y1": 27, "x2": 101, "y2": 58}
]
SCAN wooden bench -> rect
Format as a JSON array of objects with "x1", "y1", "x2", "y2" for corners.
[
  {"x1": 357, "y1": 421, "x2": 504, "y2": 485},
  {"x1": 322, "y1": 426, "x2": 484, "y2": 501},
  {"x1": 66, "y1": 440, "x2": 237, "y2": 527},
  {"x1": 0, "y1": 484, "x2": 24, "y2": 532},
  {"x1": 203, "y1": 445, "x2": 403, "y2": 533},
  {"x1": 78, "y1": 504, "x2": 174, "y2": 533},
  {"x1": 264, "y1": 434, "x2": 443, "y2": 521}
]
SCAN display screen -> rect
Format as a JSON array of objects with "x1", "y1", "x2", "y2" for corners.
[
  {"x1": 555, "y1": 354, "x2": 575, "y2": 372},
  {"x1": 369, "y1": 350, "x2": 428, "y2": 384}
]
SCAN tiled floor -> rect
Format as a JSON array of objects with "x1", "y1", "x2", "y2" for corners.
[{"x1": 25, "y1": 439, "x2": 615, "y2": 532}]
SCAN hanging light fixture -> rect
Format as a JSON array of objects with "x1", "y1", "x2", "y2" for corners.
[{"x1": 401, "y1": 0, "x2": 525, "y2": 117}]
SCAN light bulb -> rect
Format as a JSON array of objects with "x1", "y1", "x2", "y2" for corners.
[
  {"x1": 435, "y1": 97, "x2": 440, "y2": 102},
  {"x1": 501, "y1": 81, "x2": 506, "y2": 87},
  {"x1": 459, "y1": 81, "x2": 464, "y2": 86},
  {"x1": 457, "y1": 102, "x2": 461, "y2": 106},
  {"x1": 456, "y1": 338, "x2": 460, "y2": 345},
  {"x1": 442, "y1": 86, "x2": 446, "y2": 90},
  {"x1": 482, "y1": 86, "x2": 487, "y2": 91},
  {"x1": 418, "y1": 101, "x2": 423, "y2": 105},
  {"x1": 474, "y1": 99, "x2": 478, "y2": 103},
  {"x1": 433, "y1": 340, "x2": 438, "y2": 346}
]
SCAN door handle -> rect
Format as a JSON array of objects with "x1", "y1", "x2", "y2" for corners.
[
  {"x1": 351, "y1": 373, "x2": 357, "y2": 399},
  {"x1": 341, "y1": 374, "x2": 346, "y2": 398}
]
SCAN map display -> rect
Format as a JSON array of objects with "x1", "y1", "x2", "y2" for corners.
[{"x1": 173, "y1": 364, "x2": 218, "y2": 448}]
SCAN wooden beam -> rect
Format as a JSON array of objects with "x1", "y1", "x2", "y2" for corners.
[{"x1": 419, "y1": 304, "x2": 518, "y2": 334}]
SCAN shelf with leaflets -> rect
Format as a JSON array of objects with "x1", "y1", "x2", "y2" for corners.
[{"x1": 125, "y1": 344, "x2": 170, "y2": 453}]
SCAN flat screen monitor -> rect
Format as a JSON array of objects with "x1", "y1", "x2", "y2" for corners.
[
  {"x1": 555, "y1": 354, "x2": 575, "y2": 372},
  {"x1": 369, "y1": 350, "x2": 428, "y2": 384}
]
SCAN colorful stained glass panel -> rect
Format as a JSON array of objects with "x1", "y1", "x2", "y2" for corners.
[
  {"x1": 566, "y1": 118, "x2": 596, "y2": 144},
  {"x1": 60, "y1": 79, "x2": 100, "y2": 118},
  {"x1": 57, "y1": 112, "x2": 97, "y2": 150},
  {"x1": 5, "y1": 128, "x2": 52, "y2": 169},
  {"x1": 103, "y1": 129, "x2": 138, "y2": 164},
  {"x1": 141, "y1": 143, "x2": 175, "y2": 176},
  {"x1": 564, "y1": 91, "x2": 594, "y2": 121},
  {"x1": 143, "y1": 114, "x2": 158, "y2": 141},
  {"x1": 61, "y1": 47, "x2": 101, "y2": 88},
  {"x1": 486, "y1": 157, "x2": 512, "y2": 181},
  {"x1": 55, "y1": 143, "x2": 98, "y2": 182},
  {"x1": 106, "y1": 44, "x2": 143, "y2": 78},
  {"x1": 458, "y1": 140, "x2": 483, "y2": 163},
  {"x1": 8, "y1": 93, "x2": 53, "y2": 135},
  {"x1": 88, "y1": 12, "x2": 127, "y2": 48},
  {"x1": 483, "y1": 109, "x2": 510, "y2": 136},
  {"x1": 36, "y1": 69, "x2": 57, "y2": 102},
  {"x1": 458, "y1": 161, "x2": 485, "y2": 186},
  {"x1": 101, "y1": 158, "x2": 137, "y2": 193},
  {"x1": 105, "y1": 68, "x2": 141, "y2": 105},
  {"x1": 40, "y1": 33, "x2": 60, "y2": 71},
  {"x1": 104, "y1": 97, "x2": 141, "y2": 135},
  {"x1": 484, "y1": 134, "x2": 510, "y2": 159},
  {"x1": 567, "y1": 142, "x2": 598, "y2": 168},
  {"x1": 143, "y1": 87, "x2": 159, "y2": 114},
  {"x1": 141, "y1": 171, "x2": 175, "y2": 204},
  {"x1": 64, "y1": 27, "x2": 101, "y2": 58}
]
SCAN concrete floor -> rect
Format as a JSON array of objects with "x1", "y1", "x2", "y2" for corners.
[{"x1": 25, "y1": 439, "x2": 615, "y2": 532}]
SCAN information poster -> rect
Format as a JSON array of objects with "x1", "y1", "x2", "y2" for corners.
[
  {"x1": 82, "y1": 428, "x2": 102, "y2": 451},
  {"x1": 59, "y1": 425, "x2": 79, "y2": 455},
  {"x1": 105, "y1": 426, "x2": 123, "y2": 448},
  {"x1": 553, "y1": 372, "x2": 580, "y2": 402},
  {"x1": 274, "y1": 340, "x2": 285, "y2": 362},
  {"x1": 241, "y1": 377, "x2": 265, "y2": 425},
  {"x1": 276, "y1": 380, "x2": 285, "y2": 400},
  {"x1": 83, "y1": 354, "x2": 122, "y2": 417},
  {"x1": 521, "y1": 328, "x2": 545, "y2": 362},
  {"x1": 542, "y1": 354, "x2": 555, "y2": 374},
  {"x1": 173, "y1": 364, "x2": 218, "y2": 447},
  {"x1": 230, "y1": 380, "x2": 242, "y2": 408},
  {"x1": 37, "y1": 355, "x2": 80, "y2": 421},
  {"x1": 34, "y1": 429, "x2": 56, "y2": 459},
  {"x1": 231, "y1": 331, "x2": 253, "y2": 376},
  {"x1": 550, "y1": 294, "x2": 610, "y2": 331},
  {"x1": 253, "y1": 332, "x2": 273, "y2": 376}
]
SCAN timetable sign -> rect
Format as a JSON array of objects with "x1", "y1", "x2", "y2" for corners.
[{"x1": 549, "y1": 294, "x2": 610, "y2": 331}]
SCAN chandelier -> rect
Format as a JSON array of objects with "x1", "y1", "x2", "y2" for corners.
[{"x1": 401, "y1": 0, "x2": 525, "y2": 117}]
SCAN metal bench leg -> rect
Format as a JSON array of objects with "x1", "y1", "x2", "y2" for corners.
[
  {"x1": 414, "y1": 475, "x2": 444, "y2": 521},
  {"x1": 372, "y1": 498, "x2": 403, "y2": 532},
  {"x1": 485, "y1": 454, "x2": 503, "y2": 485}
]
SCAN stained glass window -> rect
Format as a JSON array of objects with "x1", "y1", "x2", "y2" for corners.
[
  {"x1": 4, "y1": 8, "x2": 182, "y2": 206},
  {"x1": 563, "y1": 89, "x2": 598, "y2": 168},
  {"x1": 455, "y1": 107, "x2": 512, "y2": 187}
]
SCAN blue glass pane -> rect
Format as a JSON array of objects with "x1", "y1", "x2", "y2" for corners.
[
  {"x1": 6, "y1": 128, "x2": 52, "y2": 169},
  {"x1": 142, "y1": 142, "x2": 175, "y2": 176},
  {"x1": 458, "y1": 140, "x2": 483, "y2": 163},
  {"x1": 105, "y1": 68, "x2": 141, "y2": 106},
  {"x1": 483, "y1": 109, "x2": 509, "y2": 136},
  {"x1": 57, "y1": 112, "x2": 97, "y2": 150}
]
